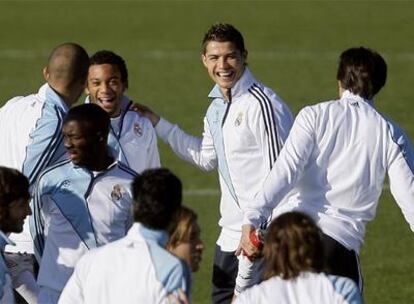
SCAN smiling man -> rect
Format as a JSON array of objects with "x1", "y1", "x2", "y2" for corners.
[
  {"x1": 137, "y1": 23, "x2": 294, "y2": 304},
  {"x1": 30, "y1": 104, "x2": 137, "y2": 303},
  {"x1": 85, "y1": 51, "x2": 160, "y2": 174},
  {"x1": 0, "y1": 167, "x2": 31, "y2": 304}
]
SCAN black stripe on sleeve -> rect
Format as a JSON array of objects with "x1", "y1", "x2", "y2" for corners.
[
  {"x1": 252, "y1": 84, "x2": 280, "y2": 155},
  {"x1": 248, "y1": 84, "x2": 279, "y2": 168}
]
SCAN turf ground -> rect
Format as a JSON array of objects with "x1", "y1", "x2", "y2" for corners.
[{"x1": 1, "y1": 1, "x2": 414, "y2": 303}]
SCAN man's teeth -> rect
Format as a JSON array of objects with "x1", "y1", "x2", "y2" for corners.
[
  {"x1": 218, "y1": 72, "x2": 232, "y2": 77},
  {"x1": 99, "y1": 97, "x2": 114, "y2": 102}
]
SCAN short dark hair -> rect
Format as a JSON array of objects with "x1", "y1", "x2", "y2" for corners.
[
  {"x1": 89, "y1": 50, "x2": 129, "y2": 88},
  {"x1": 337, "y1": 47, "x2": 387, "y2": 99},
  {"x1": 202, "y1": 23, "x2": 246, "y2": 55},
  {"x1": 263, "y1": 212, "x2": 325, "y2": 280},
  {"x1": 0, "y1": 166, "x2": 30, "y2": 206},
  {"x1": 63, "y1": 103, "x2": 110, "y2": 137},
  {"x1": 132, "y1": 168, "x2": 182, "y2": 230}
]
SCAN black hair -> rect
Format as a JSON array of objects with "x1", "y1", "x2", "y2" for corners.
[
  {"x1": 0, "y1": 166, "x2": 30, "y2": 206},
  {"x1": 337, "y1": 47, "x2": 387, "y2": 99},
  {"x1": 63, "y1": 103, "x2": 110, "y2": 136},
  {"x1": 132, "y1": 168, "x2": 182, "y2": 230}
]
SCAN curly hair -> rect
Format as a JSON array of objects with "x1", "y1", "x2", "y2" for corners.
[
  {"x1": 263, "y1": 212, "x2": 325, "y2": 280},
  {"x1": 0, "y1": 166, "x2": 30, "y2": 206},
  {"x1": 337, "y1": 47, "x2": 387, "y2": 99},
  {"x1": 201, "y1": 23, "x2": 246, "y2": 55},
  {"x1": 132, "y1": 168, "x2": 182, "y2": 230}
]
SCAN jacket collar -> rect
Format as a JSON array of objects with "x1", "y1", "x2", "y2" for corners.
[
  {"x1": 208, "y1": 67, "x2": 256, "y2": 101},
  {"x1": 71, "y1": 157, "x2": 118, "y2": 175},
  {"x1": 38, "y1": 83, "x2": 70, "y2": 112},
  {"x1": 127, "y1": 223, "x2": 169, "y2": 247},
  {"x1": 341, "y1": 90, "x2": 374, "y2": 107}
]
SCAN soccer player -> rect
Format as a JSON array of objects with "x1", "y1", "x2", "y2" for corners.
[
  {"x1": 240, "y1": 47, "x2": 414, "y2": 290},
  {"x1": 235, "y1": 212, "x2": 362, "y2": 304},
  {"x1": 58, "y1": 169, "x2": 191, "y2": 304},
  {"x1": 0, "y1": 167, "x2": 31, "y2": 304},
  {"x1": 31, "y1": 104, "x2": 137, "y2": 303},
  {"x1": 86, "y1": 50, "x2": 160, "y2": 174},
  {"x1": 136, "y1": 23, "x2": 294, "y2": 303},
  {"x1": 167, "y1": 206, "x2": 204, "y2": 272},
  {"x1": 0, "y1": 42, "x2": 89, "y2": 303}
]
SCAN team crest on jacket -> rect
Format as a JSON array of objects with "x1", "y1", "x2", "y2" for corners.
[
  {"x1": 58, "y1": 180, "x2": 71, "y2": 194},
  {"x1": 111, "y1": 184, "x2": 123, "y2": 202},
  {"x1": 235, "y1": 112, "x2": 243, "y2": 127},
  {"x1": 133, "y1": 123, "x2": 143, "y2": 137}
]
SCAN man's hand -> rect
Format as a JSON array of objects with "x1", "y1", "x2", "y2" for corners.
[
  {"x1": 235, "y1": 224, "x2": 261, "y2": 258},
  {"x1": 167, "y1": 289, "x2": 188, "y2": 304},
  {"x1": 130, "y1": 103, "x2": 160, "y2": 127}
]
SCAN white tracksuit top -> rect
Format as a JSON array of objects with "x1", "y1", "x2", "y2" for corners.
[
  {"x1": 86, "y1": 95, "x2": 161, "y2": 174},
  {"x1": 0, "y1": 83, "x2": 69, "y2": 254},
  {"x1": 30, "y1": 160, "x2": 136, "y2": 295},
  {"x1": 244, "y1": 90, "x2": 414, "y2": 253},
  {"x1": 59, "y1": 223, "x2": 191, "y2": 304},
  {"x1": 155, "y1": 68, "x2": 293, "y2": 251},
  {"x1": 234, "y1": 272, "x2": 362, "y2": 304}
]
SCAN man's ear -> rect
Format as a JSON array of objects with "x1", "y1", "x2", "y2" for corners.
[
  {"x1": 43, "y1": 67, "x2": 49, "y2": 81},
  {"x1": 242, "y1": 50, "x2": 248, "y2": 61},
  {"x1": 201, "y1": 54, "x2": 208, "y2": 69}
]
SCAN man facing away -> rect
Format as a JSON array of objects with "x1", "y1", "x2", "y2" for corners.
[
  {"x1": 0, "y1": 167, "x2": 32, "y2": 304},
  {"x1": 240, "y1": 47, "x2": 414, "y2": 291},
  {"x1": 59, "y1": 169, "x2": 191, "y2": 304},
  {"x1": 0, "y1": 43, "x2": 89, "y2": 303},
  {"x1": 85, "y1": 50, "x2": 160, "y2": 174},
  {"x1": 30, "y1": 104, "x2": 137, "y2": 303},
  {"x1": 137, "y1": 23, "x2": 294, "y2": 304}
]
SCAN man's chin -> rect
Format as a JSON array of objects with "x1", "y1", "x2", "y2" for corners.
[{"x1": 12, "y1": 226, "x2": 24, "y2": 234}]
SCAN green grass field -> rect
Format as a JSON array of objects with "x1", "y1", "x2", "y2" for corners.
[{"x1": 1, "y1": 1, "x2": 414, "y2": 303}]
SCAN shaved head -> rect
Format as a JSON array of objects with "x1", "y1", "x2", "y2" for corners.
[
  {"x1": 44, "y1": 43, "x2": 89, "y2": 105},
  {"x1": 46, "y1": 43, "x2": 89, "y2": 87}
]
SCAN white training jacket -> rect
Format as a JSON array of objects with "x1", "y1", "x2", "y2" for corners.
[
  {"x1": 234, "y1": 272, "x2": 362, "y2": 304},
  {"x1": 155, "y1": 68, "x2": 293, "y2": 251},
  {"x1": 59, "y1": 223, "x2": 191, "y2": 304},
  {"x1": 0, "y1": 83, "x2": 69, "y2": 254},
  {"x1": 30, "y1": 159, "x2": 136, "y2": 296},
  {"x1": 244, "y1": 90, "x2": 414, "y2": 253},
  {"x1": 86, "y1": 95, "x2": 161, "y2": 174}
]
